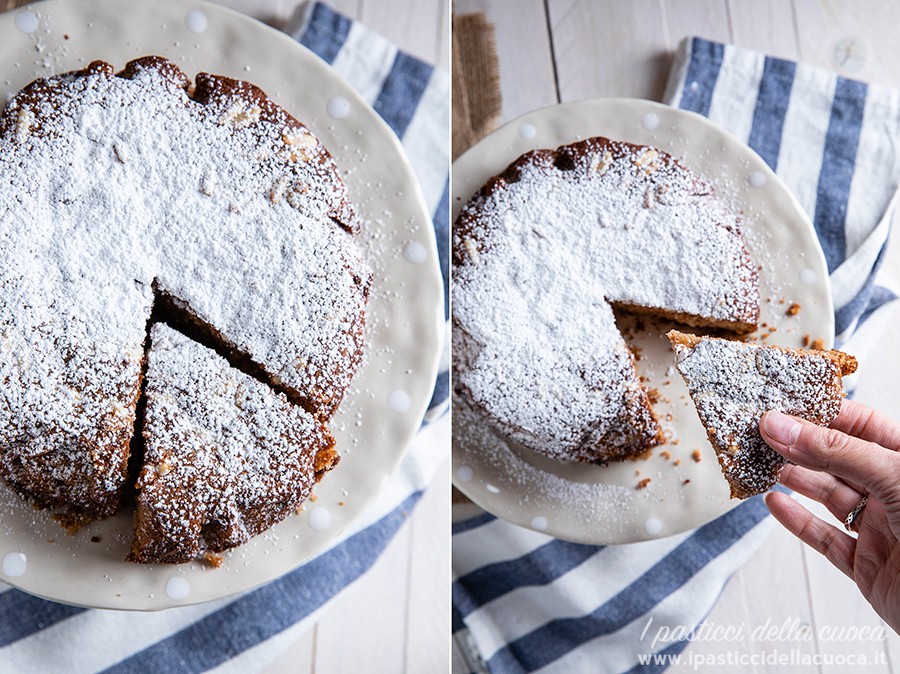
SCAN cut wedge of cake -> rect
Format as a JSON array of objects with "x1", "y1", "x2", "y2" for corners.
[
  {"x1": 667, "y1": 330, "x2": 857, "y2": 499},
  {"x1": 129, "y1": 324, "x2": 338, "y2": 564}
]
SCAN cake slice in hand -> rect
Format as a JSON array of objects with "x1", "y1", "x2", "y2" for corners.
[
  {"x1": 129, "y1": 323, "x2": 339, "y2": 564},
  {"x1": 667, "y1": 330, "x2": 857, "y2": 499}
]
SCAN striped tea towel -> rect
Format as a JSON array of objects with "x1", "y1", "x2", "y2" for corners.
[
  {"x1": 0, "y1": 3, "x2": 449, "y2": 673},
  {"x1": 451, "y1": 36, "x2": 900, "y2": 674}
]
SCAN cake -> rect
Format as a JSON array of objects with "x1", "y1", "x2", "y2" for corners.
[
  {"x1": 129, "y1": 324, "x2": 337, "y2": 564},
  {"x1": 453, "y1": 137, "x2": 759, "y2": 464},
  {"x1": 668, "y1": 330, "x2": 857, "y2": 498},
  {"x1": 0, "y1": 57, "x2": 370, "y2": 557}
]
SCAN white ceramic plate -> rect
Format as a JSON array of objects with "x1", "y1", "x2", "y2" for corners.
[
  {"x1": 0, "y1": 0, "x2": 443, "y2": 609},
  {"x1": 452, "y1": 99, "x2": 834, "y2": 544}
]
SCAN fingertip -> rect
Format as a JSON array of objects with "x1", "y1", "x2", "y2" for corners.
[
  {"x1": 763, "y1": 490, "x2": 782, "y2": 509},
  {"x1": 763, "y1": 489, "x2": 794, "y2": 515},
  {"x1": 763, "y1": 490, "x2": 806, "y2": 534}
]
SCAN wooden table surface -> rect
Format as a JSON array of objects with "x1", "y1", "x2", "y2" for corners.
[
  {"x1": 452, "y1": 1, "x2": 900, "y2": 673},
  {"x1": 203, "y1": 1, "x2": 450, "y2": 673}
]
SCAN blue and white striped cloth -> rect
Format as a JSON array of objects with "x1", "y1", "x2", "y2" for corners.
[
  {"x1": 0, "y1": 3, "x2": 449, "y2": 672},
  {"x1": 452, "y1": 36, "x2": 900, "y2": 674}
]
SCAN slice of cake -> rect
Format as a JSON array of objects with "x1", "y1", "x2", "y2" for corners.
[
  {"x1": 129, "y1": 324, "x2": 338, "y2": 564},
  {"x1": 667, "y1": 330, "x2": 857, "y2": 499}
]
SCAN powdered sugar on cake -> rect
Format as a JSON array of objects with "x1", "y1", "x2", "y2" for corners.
[
  {"x1": 131, "y1": 324, "x2": 333, "y2": 563},
  {"x1": 669, "y1": 331, "x2": 855, "y2": 498},
  {"x1": 453, "y1": 138, "x2": 758, "y2": 464},
  {"x1": 0, "y1": 58, "x2": 370, "y2": 524}
]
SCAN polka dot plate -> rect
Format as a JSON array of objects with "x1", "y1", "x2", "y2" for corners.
[
  {"x1": 451, "y1": 98, "x2": 834, "y2": 544},
  {"x1": 0, "y1": 0, "x2": 443, "y2": 609}
]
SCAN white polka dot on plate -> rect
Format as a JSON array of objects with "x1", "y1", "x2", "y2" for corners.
[
  {"x1": 403, "y1": 241, "x2": 427, "y2": 264},
  {"x1": 641, "y1": 113, "x2": 659, "y2": 130},
  {"x1": 456, "y1": 465, "x2": 474, "y2": 482},
  {"x1": 15, "y1": 10, "x2": 38, "y2": 34},
  {"x1": 485, "y1": 483, "x2": 500, "y2": 494},
  {"x1": 748, "y1": 171, "x2": 766, "y2": 188},
  {"x1": 531, "y1": 516, "x2": 548, "y2": 531},
  {"x1": 519, "y1": 123, "x2": 536, "y2": 139},
  {"x1": 644, "y1": 517, "x2": 663, "y2": 536},
  {"x1": 388, "y1": 389, "x2": 411, "y2": 413},
  {"x1": 308, "y1": 507, "x2": 332, "y2": 531},
  {"x1": 327, "y1": 96, "x2": 350, "y2": 120},
  {"x1": 166, "y1": 576, "x2": 190, "y2": 599},
  {"x1": 185, "y1": 9, "x2": 208, "y2": 34},
  {"x1": 2, "y1": 552, "x2": 26, "y2": 577},
  {"x1": 800, "y1": 268, "x2": 817, "y2": 285}
]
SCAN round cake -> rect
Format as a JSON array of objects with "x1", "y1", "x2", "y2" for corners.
[
  {"x1": 0, "y1": 57, "x2": 371, "y2": 555},
  {"x1": 453, "y1": 137, "x2": 759, "y2": 464}
]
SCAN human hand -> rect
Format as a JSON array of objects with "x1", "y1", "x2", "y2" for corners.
[{"x1": 759, "y1": 399, "x2": 900, "y2": 634}]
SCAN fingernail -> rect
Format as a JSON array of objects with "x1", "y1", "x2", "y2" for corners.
[{"x1": 763, "y1": 411, "x2": 801, "y2": 446}]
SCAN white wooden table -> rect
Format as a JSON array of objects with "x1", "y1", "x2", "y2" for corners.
[
  {"x1": 205, "y1": 1, "x2": 450, "y2": 672},
  {"x1": 452, "y1": 1, "x2": 900, "y2": 672}
]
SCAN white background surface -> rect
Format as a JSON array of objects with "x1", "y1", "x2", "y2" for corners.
[
  {"x1": 202, "y1": 1, "x2": 450, "y2": 672},
  {"x1": 451, "y1": 1, "x2": 900, "y2": 672}
]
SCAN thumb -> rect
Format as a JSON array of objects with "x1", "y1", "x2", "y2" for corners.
[{"x1": 761, "y1": 410, "x2": 900, "y2": 520}]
